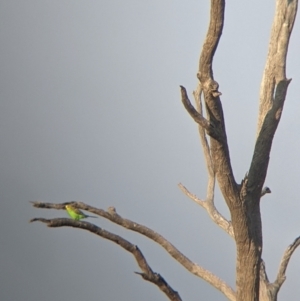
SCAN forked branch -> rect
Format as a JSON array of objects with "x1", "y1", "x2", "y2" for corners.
[
  {"x1": 180, "y1": 86, "x2": 217, "y2": 139},
  {"x1": 31, "y1": 202, "x2": 236, "y2": 301},
  {"x1": 258, "y1": 236, "x2": 300, "y2": 301},
  {"x1": 30, "y1": 217, "x2": 182, "y2": 301},
  {"x1": 273, "y1": 236, "x2": 300, "y2": 290},
  {"x1": 178, "y1": 183, "x2": 233, "y2": 238},
  {"x1": 183, "y1": 84, "x2": 233, "y2": 237}
]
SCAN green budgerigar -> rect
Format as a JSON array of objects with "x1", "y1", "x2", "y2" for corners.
[{"x1": 65, "y1": 204, "x2": 98, "y2": 220}]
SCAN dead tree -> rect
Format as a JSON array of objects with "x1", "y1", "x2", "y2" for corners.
[{"x1": 31, "y1": 1, "x2": 299, "y2": 300}]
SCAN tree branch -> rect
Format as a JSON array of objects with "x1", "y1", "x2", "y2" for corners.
[
  {"x1": 257, "y1": 0, "x2": 298, "y2": 135},
  {"x1": 193, "y1": 84, "x2": 215, "y2": 200},
  {"x1": 180, "y1": 86, "x2": 217, "y2": 139},
  {"x1": 178, "y1": 183, "x2": 233, "y2": 238},
  {"x1": 248, "y1": 78, "x2": 292, "y2": 201},
  {"x1": 31, "y1": 202, "x2": 236, "y2": 301},
  {"x1": 198, "y1": 0, "x2": 225, "y2": 81},
  {"x1": 257, "y1": 236, "x2": 300, "y2": 301},
  {"x1": 195, "y1": 0, "x2": 239, "y2": 212},
  {"x1": 273, "y1": 236, "x2": 300, "y2": 290},
  {"x1": 258, "y1": 259, "x2": 275, "y2": 301},
  {"x1": 186, "y1": 84, "x2": 234, "y2": 236},
  {"x1": 30, "y1": 217, "x2": 182, "y2": 301},
  {"x1": 250, "y1": 0, "x2": 298, "y2": 200}
]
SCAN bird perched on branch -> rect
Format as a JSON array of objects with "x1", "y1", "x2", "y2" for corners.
[{"x1": 65, "y1": 204, "x2": 98, "y2": 220}]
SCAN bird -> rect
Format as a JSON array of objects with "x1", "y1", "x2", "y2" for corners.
[
  {"x1": 65, "y1": 204, "x2": 98, "y2": 220},
  {"x1": 261, "y1": 187, "x2": 271, "y2": 197}
]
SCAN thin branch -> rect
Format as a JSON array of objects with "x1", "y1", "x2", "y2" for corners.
[
  {"x1": 193, "y1": 84, "x2": 215, "y2": 200},
  {"x1": 256, "y1": 237, "x2": 300, "y2": 301},
  {"x1": 30, "y1": 217, "x2": 182, "y2": 301},
  {"x1": 178, "y1": 183, "x2": 233, "y2": 238},
  {"x1": 31, "y1": 202, "x2": 236, "y2": 301},
  {"x1": 273, "y1": 236, "x2": 300, "y2": 289},
  {"x1": 180, "y1": 86, "x2": 215, "y2": 137},
  {"x1": 256, "y1": 236, "x2": 300, "y2": 301},
  {"x1": 181, "y1": 83, "x2": 235, "y2": 238},
  {"x1": 178, "y1": 182, "x2": 270, "y2": 240}
]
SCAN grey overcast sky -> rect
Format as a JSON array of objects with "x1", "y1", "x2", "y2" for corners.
[{"x1": 1, "y1": 1, "x2": 300, "y2": 300}]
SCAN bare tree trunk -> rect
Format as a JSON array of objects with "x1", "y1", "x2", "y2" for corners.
[
  {"x1": 30, "y1": 1, "x2": 299, "y2": 301},
  {"x1": 194, "y1": 1, "x2": 259, "y2": 299},
  {"x1": 195, "y1": 0, "x2": 298, "y2": 300}
]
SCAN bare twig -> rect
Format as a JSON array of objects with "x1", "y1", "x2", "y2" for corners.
[
  {"x1": 190, "y1": 85, "x2": 233, "y2": 235},
  {"x1": 30, "y1": 217, "x2": 182, "y2": 301},
  {"x1": 193, "y1": 84, "x2": 215, "y2": 201},
  {"x1": 180, "y1": 86, "x2": 215, "y2": 137},
  {"x1": 257, "y1": 236, "x2": 300, "y2": 301},
  {"x1": 31, "y1": 202, "x2": 236, "y2": 301},
  {"x1": 273, "y1": 236, "x2": 300, "y2": 290},
  {"x1": 178, "y1": 183, "x2": 233, "y2": 238}
]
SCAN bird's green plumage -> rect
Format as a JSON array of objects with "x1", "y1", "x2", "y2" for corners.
[{"x1": 65, "y1": 205, "x2": 97, "y2": 220}]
